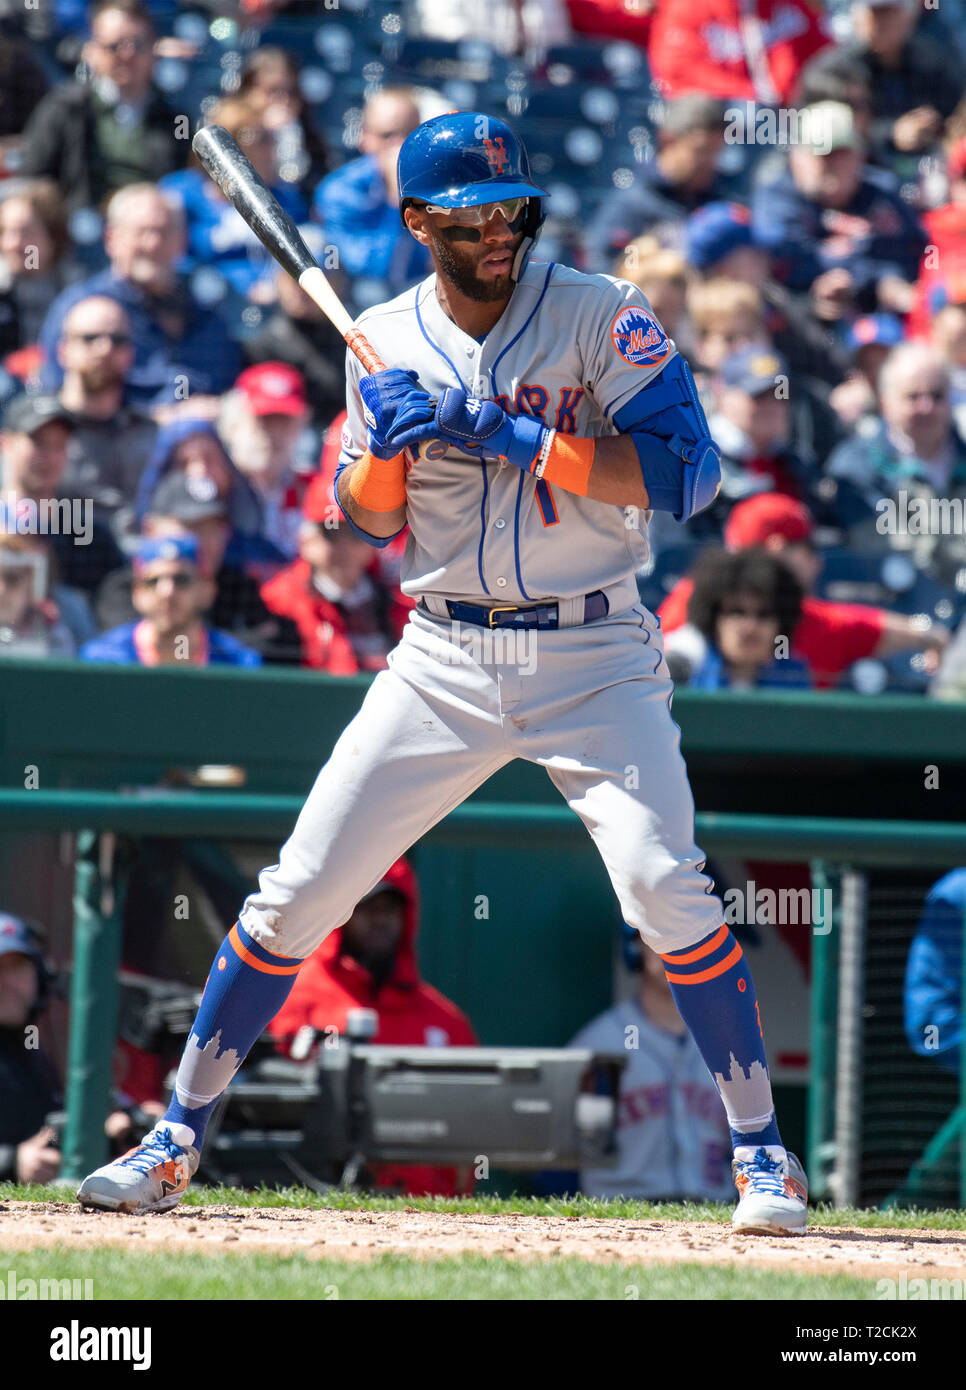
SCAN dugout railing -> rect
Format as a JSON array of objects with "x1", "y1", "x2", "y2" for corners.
[{"x1": 1, "y1": 660, "x2": 965, "y2": 1200}]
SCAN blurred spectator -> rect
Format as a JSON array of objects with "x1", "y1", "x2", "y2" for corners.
[
  {"x1": 312, "y1": 88, "x2": 430, "y2": 309},
  {"x1": 697, "y1": 346, "x2": 831, "y2": 534},
  {"x1": 564, "y1": 0, "x2": 654, "y2": 47},
  {"x1": 683, "y1": 201, "x2": 770, "y2": 286},
  {"x1": 829, "y1": 312, "x2": 904, "y2": 429},
  {"x1": 18, "y1": 0, "x2": 187, "y2": 213},
  {"x1": 0, "y1": 521, "x2": 97, "y2": 652},
  {"x1": 689, "y1": 277, "x2": 766, "y2": 374},
  {"x1": 584, "y1": 97, "x2": 729, "y2": 272},
  {"x1": 218, "y1": 362, "x2": 310, "y2": 559},
  {"x1": 57, "y1": 295, "x2": 157, "y2": 540},
  {"x1": 38, "y1": 184, "x2": 242, "y2": 406},
  {"x1": 827, "y1": 343, "x2": 966, "y2": 583},
  {"x1": 831, "y1": 0, "x2": 963, "y2": 164},
  {"x1": 683, "y1": 200, "x2": 851, "y2": 392},
  {"x1": 0, "y1": 909, "x2": 158, "y2": 1182},
  {"x1": 904, "y1": 868, "x2": 964, "y2": 1070},
  {"x1": 568, "y1": 929, "x2": 733, "y2": 1200},
  {"x1": 0, "y1": 28, "x2": 49, "y2": 162},
  {"x1": 614, "y1": 237, "x2": 691, "y2": 351},
  {"x1": 658, "y1": 494, "x2": 951, "y2": 687},
  {"x1": 0, "y1": 914, "x2": 62, "y2": 1185},
  {"x1": 260, "y1": 475, "x2": 413, "y2": 674},
  {"x1": 929, "y1": 291, "x2": 966, "y2": 434},
  {"x1": 142, "y1": 472, "x2": 302, "y2": 662},
  {"x1": 242, "y1": 266, "x2": 347, "y2": 429},
  {"x1": 0, "y1": 533, "x2": 75, "y2": 658},
  {"x1": 665, "y1": 546, "x2": 810, "y2": 688},
  {"x1": 931, "y1": 619, "x2": 966, "y2": 700},
  {"x1": 907, "y1": 138, "x2": 966, "y2": 343},
  {"x1": 161, "y1": 98, "x2": 308, "y2": 302},
  {"x1": 238, "y1": 47, "x2": 331, "y2": 199},
  {"x1": 135, "y1": 416, "x2": 279, "y2": 567},
  {"x1": 408, "y1": 0, "x2": 571, "y2": 54},
  {"x1": 0, "y1": 391, "x2": 123, "y2": 595},
  {"x1": 648, "y1": 0, "x2": 830, "y2": 106},
  {"x1": 95, "y1": 470, "x2": 303, "y2": 662},
  {"x1": 796, "y1": 45, "x2": 874, "y2": 144},
  {"x1": 0, "y1": 181, "x2": 75, "y2": 360},
  {"x1": 81, "y1": 534, "x2": 261, "y2": 666},
  {"x1": 752, "y1": 101, "x2": 927, "y2": 320},
  {"x1": 268, "y1": 857, "x2": 477, "y2": 1197}
]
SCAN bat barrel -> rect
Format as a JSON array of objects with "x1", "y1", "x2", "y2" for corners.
[{"x1": 191, "y1": 125, "x2": 316, "y2": 283}]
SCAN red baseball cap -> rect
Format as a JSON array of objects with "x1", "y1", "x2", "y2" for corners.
[
  {"x1": 235, "y1": 362, "x2": 307, "y2": 417},
  {"x1": 724, "y1": 494, "x2": 814, "y2": 549}
]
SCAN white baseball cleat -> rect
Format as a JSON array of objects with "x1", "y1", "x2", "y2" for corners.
[
  {"x1": 731, "y1": 1146, "x2": 808, "y2": 1236},
  {"x1": 77, "y1": 1123, "x2": 200, "y2": 1214}
]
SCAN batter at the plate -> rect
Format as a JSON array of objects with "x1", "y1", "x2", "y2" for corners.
[{"x1": 78, "y1": 112, "x2": 807, "y2": 1236}]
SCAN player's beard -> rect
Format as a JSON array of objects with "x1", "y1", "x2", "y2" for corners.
[{"x1": 430, "y1": 229, "x2": 518, "y2": 303}]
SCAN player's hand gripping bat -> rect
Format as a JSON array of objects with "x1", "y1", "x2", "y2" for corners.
[{"x1": 191, "y1": 124, "x2": 387, "y2": 373}]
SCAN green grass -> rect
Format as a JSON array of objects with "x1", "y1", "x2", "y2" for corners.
[
  {"x1": 0, "y1": 1245, "x2": 880, "y2": 1301},
  {"x1": 4, "y1": 1181, "x2": 965, "y2": 1229}
]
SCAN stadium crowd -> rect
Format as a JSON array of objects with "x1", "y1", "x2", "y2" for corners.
[{"x1": 1, "y1": 0, "x2": 966, "y2": 691}]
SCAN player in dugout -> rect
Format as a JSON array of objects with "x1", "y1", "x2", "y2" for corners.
[{"x1": 78, "y1": 112, "x2": 808, "y2": 1236}]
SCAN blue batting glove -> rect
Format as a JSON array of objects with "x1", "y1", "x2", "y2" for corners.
[
  {"x1": 429, "y1": 388, "x2": 548, "y2": 471},
  {"x1": 359, "y1": 368, "x2": 436, "y2": 459}
]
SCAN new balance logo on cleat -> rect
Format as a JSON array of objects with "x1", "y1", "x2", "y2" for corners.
[
  {"x1": 77, "y1": 1124, "x2": 200, "y2": 1215},
  {"x1": 732, "y1": 1148, "x2": 808, "y2": 1236}
]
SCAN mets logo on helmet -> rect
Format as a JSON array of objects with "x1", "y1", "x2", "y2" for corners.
[
  {"x1": 483, "y1": 137, "x2": 508, "y2": 173},
  {"x1": 611, "y1": 306, "x2": 672, "y2": 368}
]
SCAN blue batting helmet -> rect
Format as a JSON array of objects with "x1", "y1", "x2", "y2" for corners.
[{"x1": 398, "y1": 111, "x2": 547, "y2": 219}]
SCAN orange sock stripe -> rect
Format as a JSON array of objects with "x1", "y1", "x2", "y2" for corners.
[
  {"x1": 348, "y1": 449, "x2": 407, "y2": 512},
  {"x1": 664, "y1": 940, "x2": 743, "y2": 985},
  {"x1": 660, "y1": 923, "x2": 730, "y2": 966},
  {"x1": 228, "y1": 923, "x2": 303, "y2": 975},
  {"x1": 540, "y1": 434, "x2": 596, "y2": 497}
]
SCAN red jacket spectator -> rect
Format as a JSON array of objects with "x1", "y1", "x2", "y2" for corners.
[
  {"x1": 259, "y1": 472, "x2": 413, "y2": 674},
  {"x1": 269, "y1": 857, "x2": 477, "y2": 1196},
  {"x1": 659, "y1": 578, "x2": 884, "y2": 687},
  {"x1": 654, "y1": 494, "x2": 940, "y2": 687},
  {"x1": 648, "y1": 0, "x2": 831, "y2": 106}
]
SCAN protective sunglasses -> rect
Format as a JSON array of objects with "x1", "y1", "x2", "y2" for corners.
[{"x1": 424, "y1": 197, "x2": 528, "y2": 227}]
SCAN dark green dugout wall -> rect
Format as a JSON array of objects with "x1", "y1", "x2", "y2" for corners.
[{"x1": 2, "y1": 658, "x2": 966, "y2": 1060}]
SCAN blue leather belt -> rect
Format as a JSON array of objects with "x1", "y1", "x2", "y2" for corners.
[{"x1": 433, "y1": 589, "x2": 609, "y2": 630}]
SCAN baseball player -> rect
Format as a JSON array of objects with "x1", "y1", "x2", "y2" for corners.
[{"x1": 78, "y1": 113, "x2": 807, "y2": 1235}]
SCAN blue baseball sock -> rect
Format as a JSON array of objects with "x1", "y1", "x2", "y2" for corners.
[
  {"x1": 162, "y1": 921, "x2": 303, "y2": 1153},
  {"x1": 660, "y1": 925, "x2": 783, "y2": 1152}
]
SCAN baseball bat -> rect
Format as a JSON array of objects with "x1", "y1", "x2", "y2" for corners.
[{"x1": 191, "y1": 124, "x2": 386, "y2": 373}]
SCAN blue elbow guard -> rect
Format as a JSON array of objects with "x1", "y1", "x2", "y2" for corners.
[{"x1": 614, "y1": 355, "x2": 722, "y2": 522}]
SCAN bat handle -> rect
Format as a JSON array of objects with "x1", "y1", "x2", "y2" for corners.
[{"x1": 345, "y1": 329, "x2": 386, "y2": 375}]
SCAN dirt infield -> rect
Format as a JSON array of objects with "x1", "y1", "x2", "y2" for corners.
[{"x1": 2, "y1": 1200, "x2": 966, "y2": 1282}]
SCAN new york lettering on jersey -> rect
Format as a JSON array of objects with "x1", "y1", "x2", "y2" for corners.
[{"x1": 338, "y1": 258, "x2": 678, "y2": 606}]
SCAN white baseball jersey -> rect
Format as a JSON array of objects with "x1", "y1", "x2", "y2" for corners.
[
  {"x1": 239, "y1": 252, "x2": 722, "y2": 979},
  {"x1": 571, "y1": 1000, "x2": 734, "y2": 1201},
  {"x1": 338, "y1": 256, "x2": 679, "y2": 604}
]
